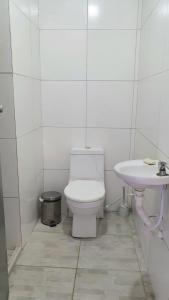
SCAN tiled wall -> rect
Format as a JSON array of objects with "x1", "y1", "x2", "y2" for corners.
[
  {"x1": 39, "y1": 0, "x2": 141, "y2": 213},
  {"x1": 9, "y1": 0, "x2": 43, "y2": 245},
  {"x1": 0, "y1": 0, "x2": 21, "y2": 249},
  {"x1": 134, "y1": 0, "x2": 169, "y2": 298}
]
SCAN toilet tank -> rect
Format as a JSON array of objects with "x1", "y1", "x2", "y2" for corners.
[{"x1": 69, "y1": 147, "x2": 104, "y2": 181}]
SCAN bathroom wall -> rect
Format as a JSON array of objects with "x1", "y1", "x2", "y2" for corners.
[
  {"x1": 0, "y1": 0, "x2": 21, "y2": 249},
  {"x1": 9, "y1": 0, "x2": 43, "y2": 245},
  {"x1": 134, "y1": 0, "x2": 169, "y2": 298},
  {"x1": 39, "y1": 0, "x2": 141, "y2": 214}
]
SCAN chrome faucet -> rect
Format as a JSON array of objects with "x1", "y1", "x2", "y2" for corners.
[{"x1": 157, "y1": 161, "x2": 169, "y2": 176}]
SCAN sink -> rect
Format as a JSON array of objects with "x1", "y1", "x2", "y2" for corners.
[
  {"x1": 114, "y1": 160, "x2": 169, "y2": 189},
  {"x1": 114, "y1": 160, "x2": 169, "y2": 233}
]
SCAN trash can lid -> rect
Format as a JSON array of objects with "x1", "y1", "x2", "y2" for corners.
[{"x1": 41, "y1": 191, "x2": 61, "y2": 202}]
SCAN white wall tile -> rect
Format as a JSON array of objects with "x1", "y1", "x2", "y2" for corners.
[
  {"x1": 42, "y1": 81, "x2": 86, "y2": 127},
  {"x1": 14, "y1": 75, "x2": 41, "y2": 137},
  {"x1": 134, "y1": 131, "x2": 158, "y2": 160},
  {"x1": 11, "y1": 0, "x2": 39, "y2": 26},
  {"x1": 158, "y1": 71, "x2": 169, "y2": 157},
  {"x1": 87, "y1": 30, "x2": 136, "y2": 80},
  {"x1": 10, "y1": 2, "x2": 31, "y2": 76},
  {"x1": 88, "y1": 0, "x2": 138, "y2": 29},
  {"x1": 11, "y1": 0, "x2": 30, "y2": 19},
  {"x1": 0, "y1": 41, "x2": 12, "y2": 73},
  {"x1": 3, "y1": 197, "x2": 21, "y2": 249},
  {"x1": 105, "y1": 171, "x2": 125, "y2": 211},
  {"x1": 0, "y1": 0, "x2": 12, "y2": 72},
  {"x1": 136, "y1": 75, "x2": 162, "y2": 146},
  {"x1": 139, "y1": 1, "x2": 169, "y2": 79},
  {"x1": 43, "y1": 127, "x2": 85, "y2": 170},
  {"x1": 134, "y1": 30, "x2": 141, "y2": 80},
  {"x1": 131, "y1": 82, "x2": 139, "y2": 129},
  {"x1": 87, "y1": 81, "x2": 133, "y2": 128},
  {"x1": 0, "y1": 75, "x2": 16, "y2": 139},
  {"x1": 39, "y1": 0, "x2": 87, "y2": 29},
  {"x1": 29, "y1": 0, "x2": 39, "y2": 26},
  {"x1": 137, "y1": 0, "x2": 143, "y2": 29},
  {"x1": 0, "y1": 139, "x2": 19, "y2": 198},
  {"x1": 162, "y1": 188, "x2": 169, "y2": 249},
  {"x1": 142, "y1": 0, "x2": 160, "y2": 25},
  {"x1": 8, "y1": 0, "x2": 42, "y2": 247},
  {"x1": 0, "y1": 0, "x2": 12, "y2": 45},
  {"x1": 40, "y1": 30, "x2": 86, "y2": 80},
  {"x1": 86, "y1": 128, "x2": 131, "y2": 170},
  {"x1": 44, "y1": 170, "x2": 69, "y2": 215},
  {"x1": 17, "y1": 128, "x2": 43, "y2": 244},
  {"x1": 32, "y1": 79, "x2": 42, "y2": 128},
  {"x1": 30, "y1": 23, "x2": 40, "y2": 79}
]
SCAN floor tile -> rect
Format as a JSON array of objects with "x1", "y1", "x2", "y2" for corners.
[
  {"x1": 9, "y1": 212, "x2": 155, "y2": 299},
  {"x1": 34, "y1": 218, "x2": 72, "y2": 236},
  {"x1": 98, "y1": 213, "x2": 132, "y2": 236},
  {"x1": 132, "y1": 234, "x2": 147, "y2": 272},
  {"x1": 16, "y1": 232, "x2": 80, "y2": 268},
  {"x1": 9, "y1": 265, "x2": 75, "y2": 300},
  {"x1": 78, "y1": 234, "x2": 139, "y2": 271},
  {"x1": 141, "y1": 272, "x2": 155, "y2": 299},
  {"x1": 73, "y1": 269, "x2": 146, "y2": 300}
]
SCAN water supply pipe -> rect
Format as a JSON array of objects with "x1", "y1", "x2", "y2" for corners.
[{"x1": 134, "y1": 186, "x2": 165, "y2": 232}]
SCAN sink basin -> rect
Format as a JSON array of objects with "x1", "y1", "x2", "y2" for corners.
[{"x1": 114, "y1": 160, "x2": 169, "y2": 189}]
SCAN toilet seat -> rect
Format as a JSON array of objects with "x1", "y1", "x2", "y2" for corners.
[{"x1": 64, "y1": 180, "x2": 105, "y2": 203}]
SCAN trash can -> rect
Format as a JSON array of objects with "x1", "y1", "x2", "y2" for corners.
[{"x1": 39, "y1": 191, "x2": 61, "y2": 227}]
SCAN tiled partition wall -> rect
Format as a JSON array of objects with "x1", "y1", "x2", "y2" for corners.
[
  {"x1": 0, "y1": 0, "x2": 21, "y2": 249},
  {"x1": 40, "y1": 0, "x2": 141, "y2": 214},
  {"x1": 9, "y1": 0, "x2": 43, "y2": 245},
  {"x1": 134, "y1": 0, "x2": 169, "y2": 298}
]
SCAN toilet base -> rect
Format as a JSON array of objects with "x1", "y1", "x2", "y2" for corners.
[
  {"x1": 69, "y1": 205, "x2": 104, "y2": 219},
  {"x1": 72, "y1": 214, "x2": 96, "y2": 238}
]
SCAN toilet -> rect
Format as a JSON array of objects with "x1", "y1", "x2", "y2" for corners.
[{"x1": 64, "y1": 147, "x2": 105, "y2": 238}]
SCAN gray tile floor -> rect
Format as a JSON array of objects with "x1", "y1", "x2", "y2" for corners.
[{"x1": 9, "y1": 213, "x2": 155, "y2": 300}]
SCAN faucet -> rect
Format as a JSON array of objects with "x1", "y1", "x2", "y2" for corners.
[{"x1": 157, "y1": 161, "x2": 169, "y2": 176}]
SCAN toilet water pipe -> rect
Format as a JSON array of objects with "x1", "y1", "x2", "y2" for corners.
[
  {"x1": 104, "y1": 197, "x2": 122, "y2": 210},
  {"x1": 135, "y1": 186, "x2": 165, "y2": 232},
  {"x1": 105, "y1": 186, "x2": 129, "y2": 210}
]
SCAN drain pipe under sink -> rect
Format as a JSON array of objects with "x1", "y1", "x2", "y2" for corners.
[{"x1": 134, "y1": 186, "x2": 166, "y2": 233}]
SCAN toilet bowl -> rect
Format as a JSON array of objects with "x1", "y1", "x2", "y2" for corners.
[{"x1": 64, "y1": 148, "x2": 105, "y2": 238}]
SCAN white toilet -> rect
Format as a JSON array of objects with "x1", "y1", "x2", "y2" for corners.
[{"x1": 64, "y1": 147, "x2": 105, "y2": 238}]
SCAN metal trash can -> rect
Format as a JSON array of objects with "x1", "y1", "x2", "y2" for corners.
[{"x1": 39, "y1": 191, "x2": 61, "y2": 227}]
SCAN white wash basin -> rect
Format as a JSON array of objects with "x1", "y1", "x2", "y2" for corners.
[
  {"x1": 114, "y1": 160, "x2": 169, "y2": 189},
  {"x1": 114, "y1": 160, "x2": 169, "y2": 234}
]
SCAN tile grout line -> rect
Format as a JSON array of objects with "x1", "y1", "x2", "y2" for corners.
[
  {"x1": 72, "y1": 239, "x2": 81, "y2": 300},
  {"x1": 41, "y1": 79, "x2": 136, "y2": 82},
  {"x1": 128, "y1": 215, "x2": 151, "y2": 299},
  {"x1": 34, "y1": 230, "x2": 133, "y2": 237},
  {"x1": 15, "y1": 264, "x2": 76, "y2": 271},
  {"x1": 15, "y1": 262, "x2": 145, "y2": 273},
  {"x1": 84, "y1": 0, "x2": 88, "y2": 147},
  {"x1": 40, "y1": 28, "x2": 138, "y2": 31}
]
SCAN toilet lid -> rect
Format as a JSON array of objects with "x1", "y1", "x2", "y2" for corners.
[{"x1": 64, "y1": 180, "x2": 105, "y2": 202}]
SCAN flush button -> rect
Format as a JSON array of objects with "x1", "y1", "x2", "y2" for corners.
[{"x1": 0, "y1": 105, "x2": 3, "y2": 113}]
